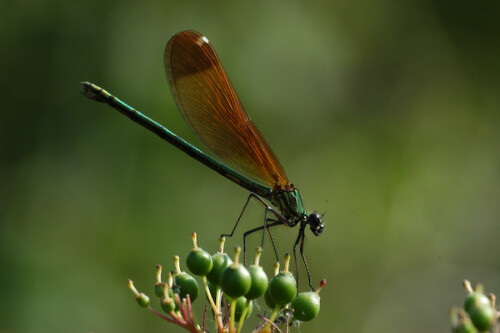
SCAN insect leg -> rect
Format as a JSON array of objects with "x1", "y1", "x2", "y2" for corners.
[
  {"x1": 221, "y1": 193, "x2": 271, "y2": 238},
  {"x1": 292, "y1": 224, "x2": 307, "y2": 290},
  {"x1": 299, "y1": 229, "x2": 314, "y2": 290},
  {"x1": 221, "y1": 193, "x2": 288, "y2": 265},
  {"x1": 243, "y1": 220, "x2": 284, "y2": 264}
]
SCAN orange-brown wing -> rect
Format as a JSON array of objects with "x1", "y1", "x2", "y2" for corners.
[{"x1": 165, "y1": 30, "x2": 288, "y2": 187}]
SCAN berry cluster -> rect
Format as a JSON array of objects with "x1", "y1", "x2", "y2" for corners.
[
  {"x1": 450, "y1": 280, "x2": 499, "y2": 333},
  {"x1": 127, "y1": 232, "x2": 325, "y2": 333}
]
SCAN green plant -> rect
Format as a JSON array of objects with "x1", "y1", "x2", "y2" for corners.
[
  {"x1": 127, "y1": 232, "x2": 326, "y2": 333},
  {"x1": 450, "y1": 280, "x2": 499, "y2": 333}
]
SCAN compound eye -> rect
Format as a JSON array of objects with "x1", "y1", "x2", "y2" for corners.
[
  {"x1": 308, "y1": 213, "x2": 324, "y2": 236},
  {"x1": 310, "y1": 213, "x2": 321, "y2": 226}
]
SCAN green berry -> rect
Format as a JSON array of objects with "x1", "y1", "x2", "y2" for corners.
[
  {"x1": 245, "y1": 265, "x2": 268, "y2": 300},
  {"x1": 220, "y1": 247, "x2": 251, "y2": 298},
  {"x1": 268, "y1": 272, "x2": 296, "y2": 306},
  {"x1": 154, "y1": 282, "x2": 164, "y2": 297},
  {"x1": 161, "y1": 297, "x2": 176, "y2": 313},
  {"x1": 206, "y1": 253, "x2": 232, "y2": 285},
  {"x1": 127, "y1": 280, "x2": 150, "y2": 308},
  {"x1": 160, "y1": 282, "x2": 179, "y2": 313},
  {"x1": 175, "y1": 272, "x2": 199, "y2": 302},
  {"x1": 469, "y1": 305, "x2": 495, "y2": 332},
  {"x1": 232, "y1": 296, "x2": 253, "y2": 322},
  {"x1": 264, "y1": 286, "x2": 276, "y2": 309},
  {"x1": 463, "y1": 289, "x2": 495, "y2": 332},
  {"x1": 464, "y1": 291, "x2": 491, "y2": 313},
  {"x1": 154, "y1": 265, "x2": 164, "y2": 297},
  {"x1": 186, "y1": 248, "x2": 213, "y2": 276},
  {"x1": 186, "y1": 232, "x2": 213, "y2": 276},
  {"x1": 136, "y1": 293, "x2": 150, "y2": 308},
  {"x1": 220, "y1": 264, "x2": 251, "y2": 298},
  {"x1": 291, "y1": 291, "x2": 321, "y2": 321},
  {"x1": 456, "y1": 321, "x2": 478, "y2": 333}
]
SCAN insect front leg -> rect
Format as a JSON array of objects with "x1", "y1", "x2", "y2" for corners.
[
  {"x1": 221, "y1": 193, "x2": 286, "y2": 265},
  {"x1": 299, "y1": 228, "x2": 314, "y2": 291},
  {"x1": 293, "y1": 223, "x2": 314, "y2": 290},
  {"x1": 243, "y1": 219, "x2": 283, "y2": 265}
]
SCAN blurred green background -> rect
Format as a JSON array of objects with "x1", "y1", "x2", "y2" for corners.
[{"x1": 1, "y1": 0, "x2": 499, "y2": 332}]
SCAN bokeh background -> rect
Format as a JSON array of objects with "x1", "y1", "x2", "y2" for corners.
[{"x1": 1, "y1": 0, "x2": 499, "y2": 332}]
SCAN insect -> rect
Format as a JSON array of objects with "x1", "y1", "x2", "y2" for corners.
[{"x1": 81, "y1": 30, "x2": 324, "y2": 289}]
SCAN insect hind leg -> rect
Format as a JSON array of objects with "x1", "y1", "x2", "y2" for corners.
[
  {"x1": 221, "y1": 193, "x2": 287, "y2": 265},
  {"x1": 243, "y1": 219, "x2": 283, "y2": 264}
]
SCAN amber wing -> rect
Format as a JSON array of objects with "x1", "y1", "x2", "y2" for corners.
[{"x1": 165, "y1": 30, "x2": 288, "y2": 187}]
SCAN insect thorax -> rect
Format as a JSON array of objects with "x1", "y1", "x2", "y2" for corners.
[{"x1": 271, "y1": 184, "x2": 306, "y2": 223}]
